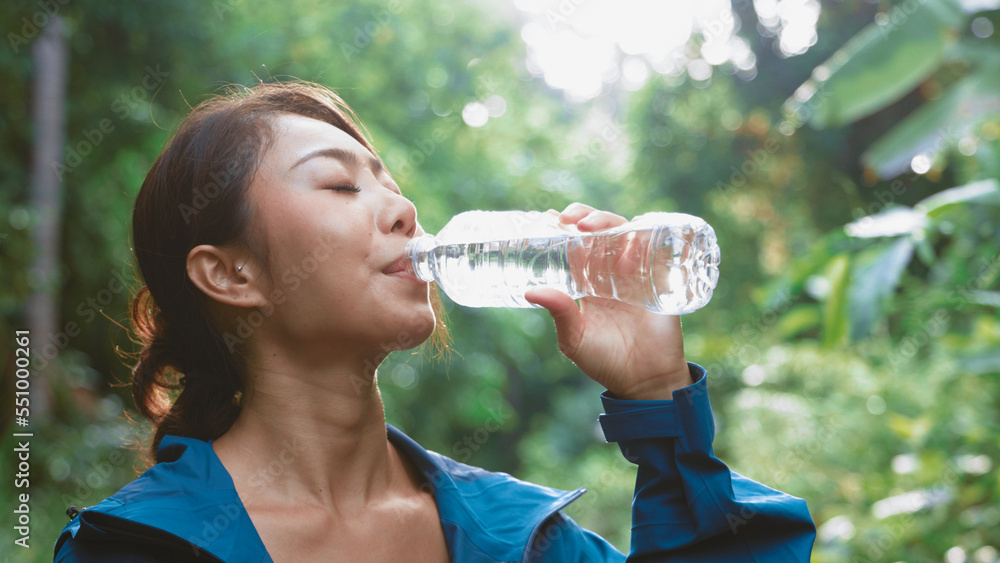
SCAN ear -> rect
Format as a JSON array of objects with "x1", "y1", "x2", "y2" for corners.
[{"x1": 187, "y1": 244, "x2": 269, "y2": 309}]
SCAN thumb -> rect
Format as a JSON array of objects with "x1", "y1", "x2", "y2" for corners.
[{"x1": 523, "y1": 287, "x2": 585, "y2": 357}]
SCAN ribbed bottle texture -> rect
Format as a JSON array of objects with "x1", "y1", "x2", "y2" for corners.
[{"x1": 405, "y1": 210, "x2": 720, "y2": 315}]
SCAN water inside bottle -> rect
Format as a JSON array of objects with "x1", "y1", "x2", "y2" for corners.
[
  {"x1": 413, "y1": 220, "x2": 719, "y2": 314},
  {"x1": 423, "y1": 236, "x2": 579, "y2": 309}
]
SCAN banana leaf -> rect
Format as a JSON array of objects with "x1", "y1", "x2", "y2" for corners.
[
  {"x1": 848, "y1": 237, "x2": 915, "y2": 340},
  {"x1": 863, "y1": 68, "x2": 1000, "y2": 178},
  {"x1": 784, "y1": 0, "x2": 966, "y2": 128}
]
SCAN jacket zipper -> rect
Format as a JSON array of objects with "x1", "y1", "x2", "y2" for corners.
[{"x1": 520, "y1": 488, "x2": 587, "y2": 563}]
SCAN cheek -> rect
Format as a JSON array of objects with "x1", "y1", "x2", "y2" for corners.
[
  {"x1": 254, "y1": 195, "x2": 377, "y2": 294},
  {"x1": 276, "y1": 232, "x2": 374, "y2": 302}
]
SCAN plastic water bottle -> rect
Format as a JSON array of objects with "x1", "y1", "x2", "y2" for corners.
[{"x1": 404, "y1": 210, "x2": 720, "y2": 315}]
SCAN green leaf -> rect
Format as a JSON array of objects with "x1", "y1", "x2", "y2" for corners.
[
  {"x1": 782, "y1": 230, "x2": 861, "y2": 287},
  {"x1": 915, "y1": 237, "x2": 938, "y2": 267},
  {"x1": 953, "y1": 0, "x2": 1000, "y2": 13},
  {"x1": 863, "y1": 69, "x2": 1000, "y2": 178},
  {"x1": 845, "y1": 207, "x2": 927, "y2": 238},
  {"x1": 960, "y1": 290, "x2": 1000, "y2": 307},
  {"x1": 823, "y1": 254, "x2": 852, "y2": 347},
  {"x1": 915, "y1": 178, "x2": 1000, "y2": 217},
  {"x1": 848, "y1": 238, "x2": 915, "y2": 340},
  {"x1": 956, "y1": 350, "x2": 1000, "y2": 374},
  {"x1": 776, "y1": 304, "x2": 822, "y2": 339},
  {"x1": 784, "y1": 0, "x2": 966, "y2": 128}
]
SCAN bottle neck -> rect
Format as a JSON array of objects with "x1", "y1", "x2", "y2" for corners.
[{"x1": 405, "y1": 235, "x2": 438, "y2": 282}]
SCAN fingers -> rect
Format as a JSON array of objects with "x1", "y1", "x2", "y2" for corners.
[
  {"x1": 523, "y1": 287, "x2": 584, "y2": 356},
  {"x1": 556, "y1": 202, "x2": 628, "y2": 232},
  {"x1": 556, "y1": 202, "x2": 596, "y2": 223}
]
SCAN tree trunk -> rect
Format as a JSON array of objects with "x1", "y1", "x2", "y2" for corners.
[{"x1": 26, "y1": 14, "x2": 68, "y2": 418}]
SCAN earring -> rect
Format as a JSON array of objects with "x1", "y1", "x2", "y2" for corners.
[{"x1": 237, "y1": 264, "x2": 244, "y2": 272}]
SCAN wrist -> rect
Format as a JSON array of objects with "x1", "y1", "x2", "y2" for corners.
[{"x1": 613, "y1": 362, "x2": 693, "y2": 401}]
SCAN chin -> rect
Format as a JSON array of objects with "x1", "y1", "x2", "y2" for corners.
[
  {"x1": 384, "y1": 303, "x2": 436, "y2": 349},
  {"x1": 407, "y1": 309, "x2": 438, "y2": 348}
]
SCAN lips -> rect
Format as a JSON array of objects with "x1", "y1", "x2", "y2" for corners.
[{"x1": 383, "y1": 255, "x2": 410, "y2": 275}]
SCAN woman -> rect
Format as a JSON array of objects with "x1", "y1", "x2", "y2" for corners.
[{"x1": 53, "y1": 81, "x2": 815, "y2": 562}]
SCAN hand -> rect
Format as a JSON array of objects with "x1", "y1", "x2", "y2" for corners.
[{"x1": 523, "y1": 203, "x2": 692, "y2": 400}]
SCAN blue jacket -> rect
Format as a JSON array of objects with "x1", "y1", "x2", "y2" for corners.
[{"x1": 53, "y1": 364, "x2": 816, "y2": 561}]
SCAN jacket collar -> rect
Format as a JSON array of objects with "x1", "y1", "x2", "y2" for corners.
[
  {"x1": 59, "y1": 425, "x2": 585, "y2": 562},
  {"x1": 386, "y1": 425, "x2": 586, "y2": 562}
]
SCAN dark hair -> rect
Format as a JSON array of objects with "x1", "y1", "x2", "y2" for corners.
[{"x1": 129, "y1": 81, "x2": 451, "y2": 461}]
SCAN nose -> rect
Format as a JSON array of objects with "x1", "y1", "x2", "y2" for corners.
[{"x1": 384, "y1": 191, "x2": 418, "y2": 238}]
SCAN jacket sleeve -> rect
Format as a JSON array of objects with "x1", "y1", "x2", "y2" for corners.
[
  {"x1": 525, "y1": 512, "x2": 627, "y2": 562},
  {"x1": 53, "y1": 515, "x2": 213, "y2": 563},
  {"x1": 598, "y1": 363, "x2": 816, "y2": 562},
  {"x1": 54, "y1": 538, "x2": 167, "y2": 563}
]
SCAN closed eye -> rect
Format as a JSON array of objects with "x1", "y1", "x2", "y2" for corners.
[{"x1": 326, "y1": 185, "x2": 361, "y2": 193}]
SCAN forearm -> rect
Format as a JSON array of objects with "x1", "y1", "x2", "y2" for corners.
[{"x1": 599, "y1": 363, "x2": 816, "y2": 561}]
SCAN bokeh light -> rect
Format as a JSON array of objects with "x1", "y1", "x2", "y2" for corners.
[{"x1": 513, "y1": 0, "x2": 817, "y2": 100}]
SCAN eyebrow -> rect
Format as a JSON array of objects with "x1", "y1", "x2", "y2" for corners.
[{"x1": 289, "y1": 147, "x2": 385, "y2": 174}]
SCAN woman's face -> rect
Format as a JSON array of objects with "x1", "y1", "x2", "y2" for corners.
[{"x1": 244, "y1": 113, "x2": 435, "y2": 360}]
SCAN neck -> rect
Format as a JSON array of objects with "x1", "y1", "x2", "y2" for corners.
[{"x1": 212, "y1": 345, "x2": 411, "y2": 512}]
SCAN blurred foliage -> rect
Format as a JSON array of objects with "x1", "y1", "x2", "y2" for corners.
[{"x1": 1, "y1": 0, "x2": 998, "y2": 561}]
